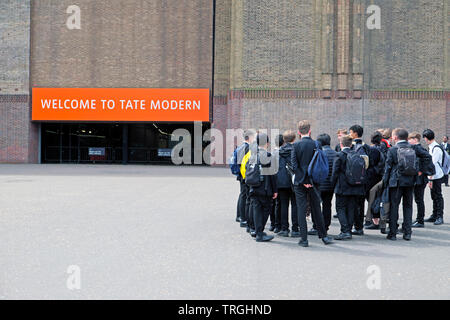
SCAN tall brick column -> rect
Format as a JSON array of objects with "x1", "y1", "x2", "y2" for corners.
[{"x1": 0, "y1": 0, "x2": 38, "y2": 163}]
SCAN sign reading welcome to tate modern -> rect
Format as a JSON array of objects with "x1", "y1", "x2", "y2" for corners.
[{"x1": 32, "y1": 88, "x2": 210, "y2": 122}]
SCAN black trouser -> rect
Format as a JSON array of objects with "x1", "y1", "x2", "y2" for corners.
[
  {"x1": 251, "y1": 194, "x2": 273, "y2": 237},
  {"x1": 335, "y1": 195, "x2": 357, "y2": 234},
  {"x1": 278, "y1": 188, "x2": 298, "y2": 232},
  {"x1": 294, "y1": 184, "x2": 326, "y2": 240},
  {"x1": 389, "y1": 186, "x2": 414, "y2": 236},
  {"x1": 444, "y1": 174, "x2": 449, "y2": 186},
  {"x1": 430, "y1": 178, "x2": 444, "y2": 219},
  {"x1": 312, "y1": 190, "x2": 333, "y2": 231},
  {"x1": 237, "y1": 180, "x2": 249, "y2": 221},
  {"x1": 353, "y1": 195, "x2": 365, "y2": 230},
  {"x1": 246, "y1": 188, "x2": 255, "y2": 229},
  {"x1": 413, "y1": 183, "x2": 427, "y2": 224},
  {"x1": 270, "y1": 197, "x2": 281, "y2": 228}
]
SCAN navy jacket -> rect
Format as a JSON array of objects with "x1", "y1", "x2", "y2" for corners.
[
  {"x1": 319, "y1": 145, "x2": 337, "y2": 192},
  {"x1": 277, "y1": 143, "x2": 294, "y2": 189},
  {"x1": 383, "y1": 141, "x2": 431, "y2": 188},
  {"x1": 249, "y1": 148, "x2": 278, "y2": 197},
  {"x1": 291, "y1": 136, "x2": 319, "y2": 185},
  {"x1": 331, "y1": 148, "x2": 366, "y2": 196}
]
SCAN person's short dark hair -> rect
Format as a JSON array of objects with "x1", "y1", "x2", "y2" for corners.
[
  {"x1": 283, "y1": 130, "x2": 296, "y2": 143},
  {"x1": 243, "y1": 129, "x2": 256, "y2": 141},
  {"x1": 422, "y1": 129, "x2": 435, "y2": 141},
  {"x1": 276, "y1": 134, "x2": 284, "y2": 147},
  {"x1": 317, "y1": 133, "x2": 331, "y2": 146},
  {"x1": 256, "y1": 133, "x2": 269, "y2": 146},
  {"x1": 444, "y1": 135, "x2": 449, "y2": 140},
  {"x1": 349, "y1": 125, "x2": 364, "y2": 138},
  {"x1": 298, "y1": 120, "x2": 311, "y2": 135},
  {"x1": 341, "y1": 135, "x2": 353, "y2": 148},
  {"x1": 371, "y1": 131, "x2": 383, "y2": 145},
  {"x1": 393, "y1": 128, "x2": 408, "y2": 141}
]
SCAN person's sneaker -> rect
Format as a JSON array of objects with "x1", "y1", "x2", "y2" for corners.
[
  {"x1": 387, "y1": 234, "x2": 397, "y2": 241},
  {"x1": 434, "y1": 217, "x2": 444, "y2": 225},
  {"x1": 246, "y1": 227, "x2": 250, "y2": 233},
  {"x1": 268, "y1": 225, "x2": 275, "y2": 232},
  {"x1": 424, "y1": 216, "x2": 437, "y2": 223},
  {"x1": 298, "y1": 239, "x2": 309, "y2": 247},
  {"x1": 273, "y1": 227, "x2": 281, "y2": 234},
  {"x1": 334, "y1": 232, "x2": 352, "y2": 240},
  {"x1": 250, "y1": 229, "x2": 256, "y2": 237},
  {"x1": 364, "y1": 223, "x2": 380, "y2": 230},
  {"x1": 236, "y1": 217, "x2": 241, "y2": 223},
  {"x1": 412, "y1": 221, "x2": 424, "y2": 228},
  {"x1": 240, "y1": 221, "x2": 248, "y2": 228},
  {"x1": 322, "y1": 236, "x2": 333, "y2": 245},
  {"x1": 403, "y1": 234, "x2": 411, "y2": 241},
  {"x1": 351, "y1": 229, "x2": 364, "y2": 236},
  {"x1": 364, "y1": 221, "x2": 372, "y2": 227},
  {"x1": 380, "y1": 227, "x2": 387, "y2": 234},
  {"x1": 307, "y1": 228, "x2": 318, "y2": 236},
  {"x1": 278, "y1": 230, "x2": 290, "y2": 237},
  {"x1": 256, "y1": 234, "x2": 274, "y2": 242},
  {"x1": 290, "y1": 231, "x2": 301, "y2": 238}
]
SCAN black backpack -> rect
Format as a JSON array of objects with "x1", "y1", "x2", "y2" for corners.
[
  {"x1": 245, "y1": 153, "x2": 263, "y2": 187},
  {"x1": 345, "y1": 147, "x2": 368, "y2": 185},
  {"x1": 397, "y1": 145, "x2": 418, "y2": 176}
]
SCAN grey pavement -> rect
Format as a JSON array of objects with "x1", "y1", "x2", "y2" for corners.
[{"x1": 0, "y1": 164, "x2": 449, "y2": 300}]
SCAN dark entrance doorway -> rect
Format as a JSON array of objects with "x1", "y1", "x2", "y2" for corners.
[{"x1": 41, "y1": 123, "x2": 207, "y2": 164}]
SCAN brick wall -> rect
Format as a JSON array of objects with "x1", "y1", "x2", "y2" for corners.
[{"x1": 0, "y1": 1, "x2": 38, "y2": 163}]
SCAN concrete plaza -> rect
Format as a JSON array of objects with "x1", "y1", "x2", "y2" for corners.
[{"x1": 0, "y1": 165, "x2": 449, "y2": 299}]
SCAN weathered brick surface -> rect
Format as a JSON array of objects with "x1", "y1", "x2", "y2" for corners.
[{"x1": 31, "y1": 0, "x2": 213, "y2": 89}]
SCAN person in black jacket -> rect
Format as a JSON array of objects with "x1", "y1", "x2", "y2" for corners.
[
  {"x1": 383, "y1": 128, "x2": 431, "y2": 241},
  {"x1": 331, "y1": 135, "x2": 366, "y2": 240},
  {"x1": 408, "y1": 132, "x2": 433, "y2": 228},
  {"x1": 269, "y1": 134, "x2": 284, "y2": 233},
  {"x1": 291, "y1": 120, "x2": 333, "y2": 247},
  {"x1": 349, "y1": 125, "x2": 383, "y2": 235},
  {"x1": 334, "y1": 129, "x2": 348, "y2": 152},
  {"x1": 442, "y1": 135, "x2": 450, "y2": 187},
  {"x1": 248, "y1": 133, "x2": 278, "y2": 242},
  {"x1": 310, "y1": 133, "x2": 337, "y2": 233},
  {"x1": 236, "y1": 130, "x2": 255, "y2": 227},
  {"x1": 276, "y1": 131, "x2": 299, "y2": 237}
]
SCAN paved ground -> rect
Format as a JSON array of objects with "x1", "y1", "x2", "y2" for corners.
[{"x1": 0, "y1": 164, "x2": 449, "y2": 300}]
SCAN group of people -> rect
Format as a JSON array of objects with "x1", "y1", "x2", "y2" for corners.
[{"x1": 232, "y1": 121, "x2": 449, "y2": 247}]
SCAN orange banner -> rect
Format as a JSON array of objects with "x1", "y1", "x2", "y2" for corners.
[{"x1": 32, "y1": 88, "x2": 210, "y2": 122}]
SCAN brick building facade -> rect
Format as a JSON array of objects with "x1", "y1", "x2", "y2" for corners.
[{"x1": 0, "y1": 0, "x2": 448, "y2": 163}]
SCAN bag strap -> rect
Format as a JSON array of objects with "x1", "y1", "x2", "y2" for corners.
[{"x1": 432, "y1": 145, "x2": 445, "y2": 167}]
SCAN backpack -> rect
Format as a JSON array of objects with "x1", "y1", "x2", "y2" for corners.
[
  {"x1": 229, "y1": 143, "x2": 245, "y2": 176},
  {"x1": 345, "y1": 148, "x2": 368, "y2": 185},
  {"x1": 397, "y1": 145, "x2": 418, "y2": 176},
  {"x1": 307, "y1": 141, "x2": 329, "y2": 184},
  {"x1": 245, "y1": 153, "x2": 263, "y2": 187},
  {"x1": 433, "y1": 145, "x2": 450, "y2": 175}
]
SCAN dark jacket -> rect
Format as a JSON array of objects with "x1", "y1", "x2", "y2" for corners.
[
  {"x1": 352, "y1": 139, "x2": 383, "y2": 191},
  {"x1": 291, "y1": 136, "x2": 318, "y2": 185},
  {"x1": 277, "y1": 143, "x2": 294, "y2": 189},
  {"x1": 319, "y1": 145, "x2": 337, "y2": 191},
  {"x1": 383, "y1": 141, "x2": 431, "y2": 188},
  {"x1": 331, "y1": 148, "x2": 366, "y2": 196},
  {"x1": 335, "y1": 144, "x2": 341, "y2": 152},
  {"x1": 249, "y1": 147, "x2": 278, "y2": 197},
  {"x1": 413, "y1": 144, "x2": 432, "y2": 185}
]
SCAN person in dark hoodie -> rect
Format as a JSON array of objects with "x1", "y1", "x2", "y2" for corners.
[
  {"x1": 331, "y1": 135, "x2": 366, "y2": 240},
  {"x1": 309, "y1": 133, "x2": 337, "y2": 233},
  {"x1": 269, "y1": 134, "x2": 284, "y2": 233},
  {"x1": 383, "y1": 128, "x2": 431, "y2": 241},
  {"x1": 276, "y1": 130, "x2": 299, "y2": 237},
  {"x1": 247, "y1": 133, "x2": 278, "y2": 242}
]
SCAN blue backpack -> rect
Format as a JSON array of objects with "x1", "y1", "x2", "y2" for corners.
[
  {"x1": 307, "y1": 141, "x2": 329, "y2": 184},
  {"x1": 229, "y1": 144, "x2": 245, "y2": 176}
]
